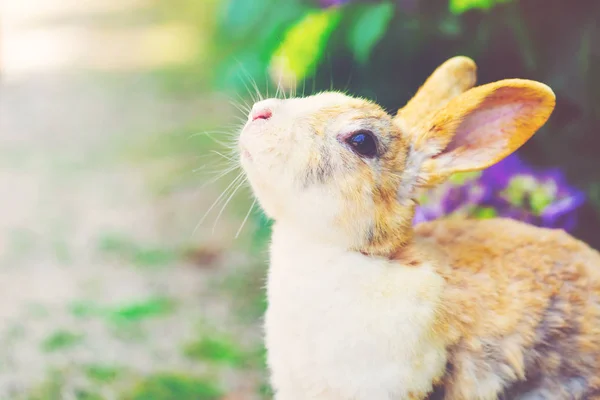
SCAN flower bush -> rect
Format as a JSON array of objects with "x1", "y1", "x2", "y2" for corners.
[
  {"x1": 414, "y1": 153, "x2": 586, "y2": 231},
  {"x1": 207, "y1": 0, "x2": 600, "y2": 247}
]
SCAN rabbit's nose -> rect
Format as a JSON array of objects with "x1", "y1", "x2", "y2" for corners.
[
  {"x1": 249, "y1": 99, "x2": 281, "y2": 122},
  {"x1": 251, "y1": 108, "x2": 272, "y2": 121}
]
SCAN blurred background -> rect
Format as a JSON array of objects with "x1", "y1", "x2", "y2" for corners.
[{"x1": 1, "y1": 0, "x2": 599, "y2": 398}]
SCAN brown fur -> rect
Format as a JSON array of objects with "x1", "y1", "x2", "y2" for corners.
[
  {"x1": 308, "y1": 64, "x2": 578, "y2": 398},
  {"x1": 397, "y1": 219, "x2": 600, "y2": 399},
  {"x1": 241, "y1": 55, "x2": 599, "y2": 398},
  {"x1": 411, "y1": 80, "x2": 556, "y2": 187},
  {"x1": 390, "y1": 62, "x2": 594, "y2": 398},
  {"x1": 398, "y1": 56, "x2": 477, "y2": 127},
  {"x1": 361, "y1": 77, "x2": 555, "y2": 257}
]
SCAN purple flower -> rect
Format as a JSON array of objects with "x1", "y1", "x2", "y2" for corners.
[
  {"x1": 480, "y1": 154, "x2": 531, "y2": 190},
  {"x1": 414, "y1": 154, "x2": 585, "y2": 232},
  {"x1": 320, "y1": 0, "x2": 417, "y2": 12},
  {"x1": 319, "y1": 0, "x2": 349, "y2": 7},
  {"x1": 535, "y1": 168, "x2": 586, "y2": 230}
]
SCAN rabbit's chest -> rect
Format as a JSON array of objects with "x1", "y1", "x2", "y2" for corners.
[{"x1": 264, "y1": 235, "x2": 448, "y2": 399}]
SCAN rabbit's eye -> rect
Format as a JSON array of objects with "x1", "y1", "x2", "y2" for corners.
[{"x1": 346, "y1": 130, "x2": 378, "y2": 158}]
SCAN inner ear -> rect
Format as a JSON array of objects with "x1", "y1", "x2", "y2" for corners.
[
  {"x1": 418, "y1": 80, "x2": 556, "y2": 177},
  {"x1": 437, "y1": 95, "x2": 528, "y2": 168}
]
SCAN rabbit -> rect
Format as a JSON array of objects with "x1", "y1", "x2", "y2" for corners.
[{"x1": 237, "y1": 56, "x2": 600, "y2": 400}]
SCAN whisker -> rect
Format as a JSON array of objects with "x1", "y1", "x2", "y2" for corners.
[
  {"x1": 275, "y1": 72, "x2": 282, "y2": 99},
  {"x1": 235, "y1": 197, "x2": 257, "y2": 238},
  {"x1": 194, "y1": 164, "x2": 234, "y2": 180},
  {"x1": 211, "y1": 150, "x2": 238, "y2": 163},
  {"x1": 236, "y1": 59, "x2": 263, "y2": 102},
  {"x1": 328, "y1": 52, "x2": 334, "y2": 91},
  {"x1": 237, "y1": 70, "x2": 258, "y2": 104},
  {"x1": 212, "y1": 176, "x2": 248, "y2": 233},
  {"x1": 230, "y1": 100, "x2": 250, "y2": 116},
  {"x1": 199, "y1": 165, "x2": 240, "y2": 188},
  {"x1": 191, "y1": 156, "x2": 235, "y2": 176},
  {"x1": 196, "y1": 163, "x2": 236, "y2": 177},
  {"x1": 343, "y1": 68, "x2": 354, "y2": 93},
  {"x1": 249, "y1": 72, "x2": 264, "y2": 102},
  {"x1": 188, "y1": 129, "x2": 237, "y2": 140},
  {"x1": 193, "y1": 172, "x2": 245, "y2": 234},
  {"x1": 234, "y1": 91, "x2": 253, "y2": 111},
  {"x1": 302, "y1": 76, "x2": 307, "y2": 98},
  {"x1": 234, "y1": 59, "x2": 263, "y2": 104},
  {"x1": 203, "y1": 133, "x2": 238, "y2": 150},
  {"x1": 192, "y1": 163, "x2": 222, "y2": 174},
  {"x1": 265, "y1": 70, "x2": 270, "y2": 98}
]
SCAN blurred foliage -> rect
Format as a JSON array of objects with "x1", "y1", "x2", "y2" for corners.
[
  {"x1": 197, "y1": 0, "x2": 600, "y2": 247},
  {"x1": 97, "y1": 233, "x2": 180, "y2": 268},
  {"x1": 84, "y1": 365, "x2": 123, "y2": 384},
  {"x1": 183, "y1": 335, "x2": 245, "y2": 366},
  {"x1": 271, "y1": 8, "x2": 342, "y2": 85},
  {"x1": 41, "y1": 330, "x2": 84, "y2": 352},
  {"x1": 123, "y1": 373, "x2": 222, "y2": 400},
  {"x1": 415, "y1": 154, "x2": 586, "y2": 230},
  {"x1": 109, "y1": 297, "x2": 176, "y2": 323},
  {"x1": 347, "y1": 2, "x2": 395, "y2": 63},
  {"x1": 28, "y1": 370, "x2": 103, "y2": 400},
  {"x1": 70, "y1": 297, "x2": 176, "y2": 324},
  {"x1": 449, "y1": 0, "x2": 512, "y2": 14}
]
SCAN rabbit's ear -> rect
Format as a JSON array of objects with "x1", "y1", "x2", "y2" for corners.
[
  {"x1": 407, "y1": 79, "x2": 555, "y2": 187},
  {"x1": 396, "y1": 56, "x2": 477, "y2": 128}
]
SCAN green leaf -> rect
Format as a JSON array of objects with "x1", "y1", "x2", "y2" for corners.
[
  {"x1": 449, "y1": 0, "x2": 514, "y2": 15},
  {"x1": 473, "y1": 207, "x2": 498, "y2": 219},
  {"x1": 507, "y1": 2, "x2": 536, "y2": 72},
  {"x1": 270, "y1": 8, "x2": 342, "y2": 85},
  {"x1": 449, "y1": 171, "x2": 482, "y2": 185},
  {"x1": 218, "y1": 0, "x2": 273, "y2": 39},
  {"x1": 438, "y1": 14, "x2": 463, "y2": 37},
  {"x1": 348, "y1": 2, "x2": 395, "y2": 64}
]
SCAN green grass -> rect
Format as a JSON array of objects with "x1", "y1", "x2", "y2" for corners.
[
  {"x1": 97, "y1": 233, "x2": 180, "y2": 268},
  {"x1": 219, "y1": 258, "x2": 268, "y2": 323},
  {"x1": 27, "y1": 371, "x2": 103, "y2": 400},
  {"x1": 215, "y1": 208, "x2": 271, "y2": 322},
  {"x1": 183, "y1": 335, "x2": 245, "y2": 366},
  {"x1": 41, "y1": 331, "x2": 83, "y2": 352},
  {"x1": 84, "y1": 364, "x2": 123, "y2": 384},
  {"x1": 123, "y1": 373, "x2": 222, "y2": 400},
  {"x1": 109, "y1": 297, "x2": 176, "y2": 323},
  {"x1": 68, "y1": 296, "x2": 177, "y2": 342},
  {"x1": 70, "y1": 300, "x2": 101, "y2": 319},
  {"x1": 70, "y1": 297, "x2": 176, "y2": 323}
]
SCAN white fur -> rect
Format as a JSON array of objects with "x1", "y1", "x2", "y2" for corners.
[
  {"x1": 265, "y1": 223, "x2": 448, "y2": 400},
  {"x1": 239, "y1": 93, "x2": 387, "y2": 251},
  {"x1": 239, "y1": 93, "x2": 448, "y2": 398}
]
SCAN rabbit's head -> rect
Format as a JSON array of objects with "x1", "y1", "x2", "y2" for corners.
[{"x1": 238, "y1": 57, "x2": 555, "y2": 256}]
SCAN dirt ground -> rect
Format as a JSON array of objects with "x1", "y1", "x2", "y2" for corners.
[{"x1": 1, "y1": 1, "x2": 265, "y2": 398}]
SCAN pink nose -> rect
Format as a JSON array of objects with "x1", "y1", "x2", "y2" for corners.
[{"x1": 251, "y1": 108, "x2": 272, "y2": 121}]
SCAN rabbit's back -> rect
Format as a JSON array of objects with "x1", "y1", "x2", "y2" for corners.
[{"x1": 414, "y1": 218, "x2": 600, "y2": 399}]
